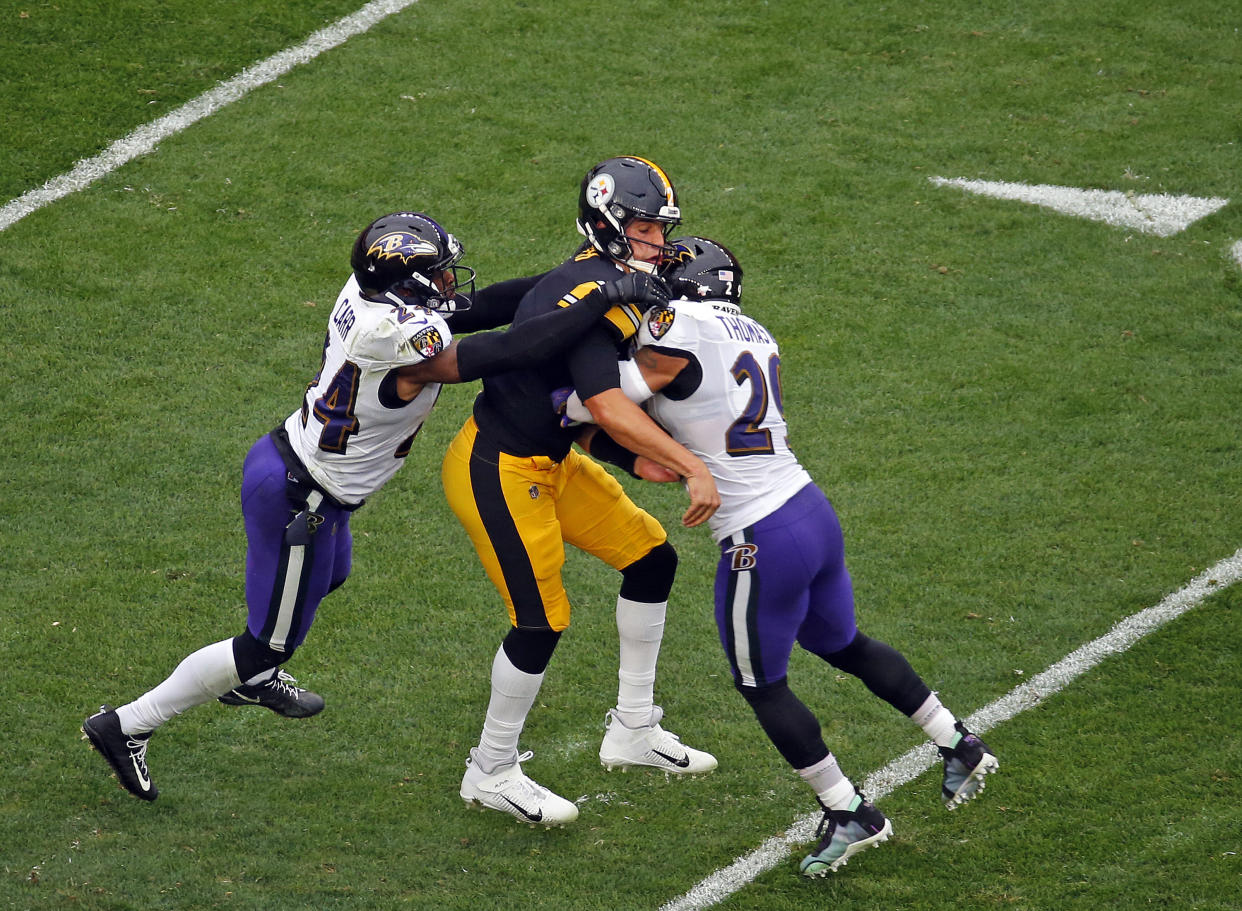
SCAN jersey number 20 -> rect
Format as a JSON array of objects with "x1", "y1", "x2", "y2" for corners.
[{"x1": 726, "y1": 351, "x2": 783, "y2": 456}]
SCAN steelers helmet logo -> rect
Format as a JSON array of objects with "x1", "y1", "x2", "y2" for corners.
[
  {"x1": 367, "y1": 231, "x2": 439, "y2": 265},
  {"x1": 646, "y1": 306, "x2": 676, "y2": 340},
  {"x1": 585, "y1": 174, "x2": 615, "y2": 211}
]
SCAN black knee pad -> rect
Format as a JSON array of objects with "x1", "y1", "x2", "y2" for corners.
[
  {"x1": 501, "y1": 626, "x2": 562, "y2": 675},
  {"x1": 232, "y1": 629, "x2": 289, "y2": 683},
  {"x1": 619, "y1": 540, "x2": 678, "y2": 603}
]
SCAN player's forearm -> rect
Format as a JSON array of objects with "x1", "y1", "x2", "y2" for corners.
[{"x1": 585, "y1": 391, "x2": 703, "y2": 479}]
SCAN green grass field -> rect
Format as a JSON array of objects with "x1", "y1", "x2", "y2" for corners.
[{"x1": 2, "y1": 1, "x2": 1240, "y2": 908}]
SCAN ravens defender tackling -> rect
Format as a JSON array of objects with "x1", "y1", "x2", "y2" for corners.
[
  {"x1": 82, "y1": 211, "x2": 665, "y2": 800},
  {"x1": 558, "y1": 237, "x2": 1001, "y2": 874}
]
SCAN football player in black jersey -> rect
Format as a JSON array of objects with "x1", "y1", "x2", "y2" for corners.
[{"x1": 445, "y1": 158, "x2": 720, "y2": 826}]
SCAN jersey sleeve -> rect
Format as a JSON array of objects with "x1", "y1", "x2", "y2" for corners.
[
  {"x1": 455, "y1": 283, "x2": 623, "y2": 382},
  {"x1": 346, "y1": 307, "x2": 453, "y2": 368},
  {"x1": 637, "y1": 304, "x2": 691, "y2": 348},
  {"x1": 444, "y1": 271, "x2": 549, "y2": 333},
  {"x1": 566, "y1": 325, "x2": 623, "y2": 400},
  {"x1": 558, "y1": 278, "x2": 644, "y2": 343}
]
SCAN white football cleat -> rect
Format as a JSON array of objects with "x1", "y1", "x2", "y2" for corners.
[
  {"x1": 599, "y1": 706, "x2": 718, "y2": 774},
  {"x1": 460, "y1": 749, "x2": 579, "y2": 827}
]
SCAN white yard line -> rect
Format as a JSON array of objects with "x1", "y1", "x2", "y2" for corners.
[
  {"x1": 660, "y1": 547, "x2": 1242, "y2": 911},
  {"x1": 0, "y1": 0, "x2": 420, "y2": 233},
  {"x1": 929, "y1": 176, "x2": 1228, "y2": 237}
]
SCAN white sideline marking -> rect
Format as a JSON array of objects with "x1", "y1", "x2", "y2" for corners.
[
  {"x1": 1231, "y1": 240, "x2": 1242, "y2": 270},
  {"x1": 929, "y1": 176, "x2": 1228, "y2": 237},
  {"x1": 660, "y1": 548, "x2": 1242, "y2": 911},
  {"x1": 0, "y1": 0, "x2": 420, "y2": 233}
]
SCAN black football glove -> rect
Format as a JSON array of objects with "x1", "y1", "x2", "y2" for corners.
[{"x1": 598, "y1": 271, "x2": 670, "y2": 311}]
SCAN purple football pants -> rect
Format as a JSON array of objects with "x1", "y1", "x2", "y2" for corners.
[
  {"x1": 240, "y1": 434, "x2": 352, "y2": 655},
  {"x1": 715, "y1": 482, "x2": 857, "y2": 688}
]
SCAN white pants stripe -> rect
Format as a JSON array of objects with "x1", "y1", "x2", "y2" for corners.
[{"x1": 269, "y1": 490, "x2": 323, "y2": 653}]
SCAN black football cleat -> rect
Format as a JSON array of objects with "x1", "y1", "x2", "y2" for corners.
[
  {"x1": 82, "y1": 705, "x2": 158, "y2": 801},
  {"x1": 218, "y1": 669, "x2": 325, "y2": 718}
]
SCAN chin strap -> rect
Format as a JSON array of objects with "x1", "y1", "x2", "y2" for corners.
[{"x1": 622, "y1": 259, "x2": 658, "y2": 275}]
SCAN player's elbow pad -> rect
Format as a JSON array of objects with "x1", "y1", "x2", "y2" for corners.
[{"x1": 617, "y1": 357, "x2": 654, "y2": 404}]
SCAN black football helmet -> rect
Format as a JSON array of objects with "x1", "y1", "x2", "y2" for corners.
[
  {"x1": 350, "y1": 212, "x2": 476, "y2": 311},
  {"x1": 662, "y1": 236, "x2": 743, "y2": 306},
  {"x1": 576, "y1": 157, "x2": 681, "y2": 271}
]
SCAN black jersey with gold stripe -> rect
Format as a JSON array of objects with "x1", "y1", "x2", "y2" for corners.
[{"x1": 472, "y1": 248, "x2": 643, "y2": 460}]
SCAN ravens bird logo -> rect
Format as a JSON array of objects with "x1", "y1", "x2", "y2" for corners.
[{"x1": 367, "y1": 232, "x2": 438, "y2": 265}]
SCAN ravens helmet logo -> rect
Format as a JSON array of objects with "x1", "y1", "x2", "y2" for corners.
[{"x1": 367, "y1": 231, "x2": 439, "y2": 265}]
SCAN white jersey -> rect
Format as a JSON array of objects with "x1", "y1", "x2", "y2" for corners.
[
  {"x1": 283, "y1": 275, "x2": 452, "y2": 505},
  {"x1": 637, "y1": 299, "x2": 812, "y2": 541}
]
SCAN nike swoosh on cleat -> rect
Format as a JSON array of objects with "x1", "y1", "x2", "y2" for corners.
[
  {"x1": 228, "y1": 692, "x2": 263, "y2": 703},
  {"x1": 129, "y1": 750, "x2": 151, "y2": 790},
  {"x1": 652, "y1": 749, "x2": 691, "y2": 768},
  {"x1": 501, "y1": 796, "x2": 543, "y2": 823}
]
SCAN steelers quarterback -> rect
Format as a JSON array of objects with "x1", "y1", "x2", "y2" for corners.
[{"x1": 444, "y1": 158, "x2": 720, "y2": 828}]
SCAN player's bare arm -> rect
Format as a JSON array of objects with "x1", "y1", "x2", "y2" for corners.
[
  {"x1": 631, "y1": 346, "x2": 687, "y2": 392},
  {"x1": 582, "y1": 388, "x2": 719, "y2": 527},
  {"x1": 577, "y1": 425, "x2": 680, "y2": 484}
]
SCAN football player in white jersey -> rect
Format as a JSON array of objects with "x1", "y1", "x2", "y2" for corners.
[
  {"x1": 82, "y1": 211, "x2": 669, "y2": 801},
  {"x1": 557, "y1": 237, "x2": 999, "y2": 876}
]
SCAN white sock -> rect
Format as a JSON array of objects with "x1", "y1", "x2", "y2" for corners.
[
  {"x1": 475, "y1": 645, "x2": 544, "y2": 773},
  {"x1": 115, "y1": 638, "x2": 242, "y2": 735},
  {"x1": 614, "y1": 597, "x2": 666, "y2": 727},
  {"x1": 798, "y1": 754, "x2": 856, "y2": 809},
  {"x1": 911, "y1": 693, "x2": 959, "y2": 747}
]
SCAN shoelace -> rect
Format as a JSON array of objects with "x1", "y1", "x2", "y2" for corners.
[
  {"x1": 126, "y1": 737, "x2": 151, "y2": 772},
  {"x1": 268, "y1": 670, "x2": 304, "y2": 698},
  {"x1": 814, "y1": 808, "x2": 838, "y2": 839},
  {"x1": 647, "y1": 726, "x2": 687, "y2": 753},
  {"x1": 506, "y1": 751, "x2": 551, "y2": 799}
]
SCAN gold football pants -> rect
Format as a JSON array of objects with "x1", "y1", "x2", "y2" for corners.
[{"x1": 442, "y1": 416, "x2": 667, "y2": 631}]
